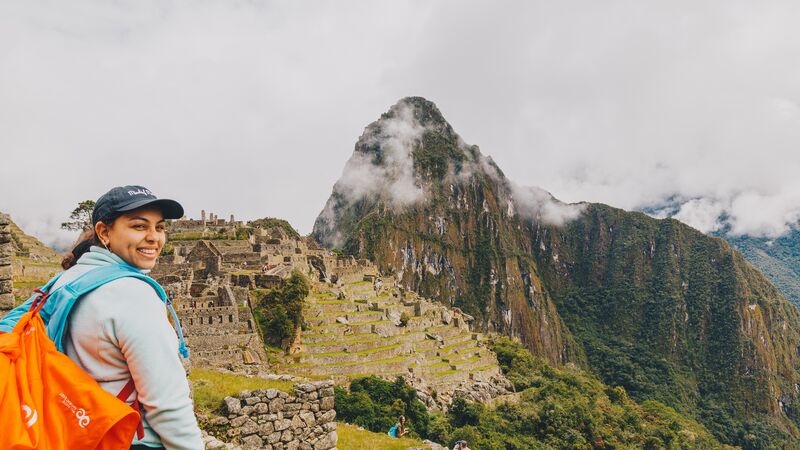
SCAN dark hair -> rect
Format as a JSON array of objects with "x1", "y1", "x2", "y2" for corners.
[{"x1": 60, "y1": 212, "x2": 122, "y2": 269}]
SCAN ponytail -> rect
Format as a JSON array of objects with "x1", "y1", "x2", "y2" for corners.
[
  {"x1": 61, "y1": 229, "x2": 98, "y2": 270},
  {"x1": 60, "y1": 212, "x2": 123, "y2": 270}
]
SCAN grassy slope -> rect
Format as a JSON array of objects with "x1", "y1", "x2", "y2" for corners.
[
  {"x1": 189, "y1": 368, "x2": 295, "y2": 415},
  {"x1": 338, "y1": 423, "x2": 430, "y2": 450}
]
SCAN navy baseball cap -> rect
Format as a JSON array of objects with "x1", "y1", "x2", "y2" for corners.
[{"x1": 92, "y1": 185, "x2": 184, "y2": 225}]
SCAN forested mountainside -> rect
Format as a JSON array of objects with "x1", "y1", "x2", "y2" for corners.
[
  {"x1": 313, "y1": 97, "x2": 800, "y2": 446},
  {"x1": 641, "y1": 204, "x2": 800, "y2": 308}
]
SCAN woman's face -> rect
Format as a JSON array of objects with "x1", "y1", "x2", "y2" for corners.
[{"x1": 96, "y1": 207, "x2": 166, "y2": 270}]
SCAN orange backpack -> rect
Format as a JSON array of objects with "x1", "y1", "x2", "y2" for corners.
[{"x1": 0, "y1": 297, "x2": 140, "y2": 449}]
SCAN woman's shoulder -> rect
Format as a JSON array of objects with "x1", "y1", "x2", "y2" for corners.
[{"x1": 89, "y1": 276, "x2": 164, "y2": 310}]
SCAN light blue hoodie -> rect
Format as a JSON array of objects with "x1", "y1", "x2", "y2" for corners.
[{"x1": 6, "y1": 247, "x2": 203, "y2": 449}]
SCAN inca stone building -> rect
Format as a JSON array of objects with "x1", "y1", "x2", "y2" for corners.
[{"x1": 0, "y1": 214, "x2": 14, "y2": 315}]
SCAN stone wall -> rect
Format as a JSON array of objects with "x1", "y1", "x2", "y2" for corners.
[
  {"x1": 213, "y1": 380, "x2": 337, "y2": 450},
  {"x1": 0, "y1": 214, "x2": 13, "y2": 313}
]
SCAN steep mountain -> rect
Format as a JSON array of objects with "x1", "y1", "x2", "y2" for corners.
[
  {"x1": 642, "y1": 203, "x2": 800, "y2": 308},
  {"x1": 722, "y1": 229, "x2": 800, "y2": 307},
  {"x1": 313, "y1": 97, "x2": 800, "y2": 446}
]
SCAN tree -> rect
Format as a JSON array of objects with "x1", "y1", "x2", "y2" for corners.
[{"x1": 61, "y1": 200, "x2": 95, "y2": 231}]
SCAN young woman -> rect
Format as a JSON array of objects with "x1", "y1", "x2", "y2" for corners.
[{"x1": 40, "y1": 186, "x2": 202, "y2": 449}]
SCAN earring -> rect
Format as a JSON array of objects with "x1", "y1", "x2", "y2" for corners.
[{"x1": 102, "y1": 241, "x2": 110, "y2": 251}]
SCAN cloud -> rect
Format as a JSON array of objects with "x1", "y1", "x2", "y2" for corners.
[
  {"x1": 510, "y1": 184, "x2": 586, "y2": 226},
  {"x1": 2, "y1": 1, "x2": 800, "y2": 246},
  {"x1": 333, "y1": 102, "x2": 426, "y2": 208},
  {"x1": 672, "y1": 198, "x2": 726, "y2": 234}
]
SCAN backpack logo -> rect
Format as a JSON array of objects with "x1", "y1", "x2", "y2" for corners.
[
  {"x1": 21, "y1": 405, "x2": 38, "y2": 428},
  {"x1": 58, "y1": 392, "x2": 91, "y2": 428}
]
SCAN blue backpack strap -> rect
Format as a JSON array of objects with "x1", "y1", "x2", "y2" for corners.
[
  {"x1": 0, "y1": 271, "x2": 66, "y2": 333},
  {"x1": 46, "y1": 265, "x2": 189, "y2": 358}
]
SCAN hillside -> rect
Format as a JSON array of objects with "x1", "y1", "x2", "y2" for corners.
[
  {"x1": 1, "y1": 213, "x2": 61, "y2": 301},
  {"x1": 313, "y1": 97, "x2": 800, "y2": 447},
  {"x1": 641, "y1": 203, "x2": 800, "y2": 308},
  {"x1": 722, "y1": 229, "x2": 800, "y2": 307}
]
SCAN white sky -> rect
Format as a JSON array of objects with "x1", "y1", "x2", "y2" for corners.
[{"x1": 2, "y1": 1, "x2": 799, "y2": 249}]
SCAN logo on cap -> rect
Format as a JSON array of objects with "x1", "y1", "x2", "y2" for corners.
[{"x1": 127, "y1": 188, "x2": 153, "y2": 197}]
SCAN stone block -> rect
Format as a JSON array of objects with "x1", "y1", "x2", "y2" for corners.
[
  {"x1": 230, "y1": 416, "x2": 248, "y2": 428},
  {"x1": 240, "y1": 405, "x2": 254, "y2": 416},
  {"x1": 269, "y1": 397, "x2": 285, "y2": 413},
  {"x1": 319, "y1": 387, "x2": 334, "y2": 398},
  {"x1": 274, "y1": 418, "x2": 292, "y2": 431},
  {"x1": 259, "y1": 421, "x2": 274, "y2": 435},
  {"x1": 316, "y1": 410, "x2": 336, "y2": 425},
  {"x1": 300, "y1": 411, "x2": 316, "y2": 427},
  {"x1": 291, "y1": 414, "x2": 304, "y2": 429},
  {"x1": 241, "y1": 420, "x2": 259, "y2": 436},
  {"x1": 313, "y1": 430, "x2": 337, "y2": 450},
  {"x1": 256, "y1": 402, "x2": 269, "y2": 413},
  {"x1": 267, "y1": 431, "x2": 282, "y2": 444},
  {"x1": 285, "y1": 402, "x2": 301, "y2": 412},
  {"x1": 0, "y1": 293, "x2": 14, "y2": 310},
  {"x1": 281, "y1": 429, "x2": 294, "y2": 442},
  {"x1": 245, "y1": 396, "x2": 260, "y2": 406},
  {"x1": 241, "y1": 434, "x2": 263, "y2": 448},
  {"x1": 295, "y1": 383, "x2": 316, "y2": 393},
  {"x1": 320, "y1": 396, "x2": 334, "y2": 410},
  {"x1": 323, "y1": 422, "x2": 336, "y2": 432},
  {"x1": 265, "y1": 388, "x2": 280, "y2": 399},
  {"x1": 224, "y1": 397, "x2": 242, "y2": 415}
]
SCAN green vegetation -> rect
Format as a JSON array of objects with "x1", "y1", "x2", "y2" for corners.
[
  {"x1": 188, "y1": 368, "x2": 294, "y2": 414},
  {"x1": 335, "y1": 340, "x2": 733, "y2": 449},
  {"x1": 248, "y1": 217, "x2": 301, "y2": 239},
  {"x1": 252, "y1": 271, "x2": 310, "y2": 347},
  {"x1": 721, "y1": 228, "x2": 800, "y2": 307},
  {"x1": 337, "y1": 422, "x2": 430, "y2": 450},
  {"x1": 335, "y1": 376, "x2": 431, "y2": 439},
  {"x1": 61, "y1": 199, "x2": 95, "y2": 231}
]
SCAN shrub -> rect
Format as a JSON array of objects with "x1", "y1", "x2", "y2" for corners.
[
  {"x1": 252, "y1": 271, "x2": 309, "y2": 347},
  {"x1": 336, "y1": 376, "x2": 430, "y2": 438}
]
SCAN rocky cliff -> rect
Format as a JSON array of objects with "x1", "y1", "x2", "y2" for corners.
[{"x1": 313, "y1": 97, "x2": 800, "y2": 445}]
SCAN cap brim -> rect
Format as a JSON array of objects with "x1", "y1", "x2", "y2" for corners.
[{"x1": 117, "y1": 198, "x2": 184, "y2": 220}]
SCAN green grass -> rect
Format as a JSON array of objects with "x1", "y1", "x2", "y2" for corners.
[
  {"x1": 13, "y1": 281, "x2": 45, "y2": 288},
  {"x1": 286, "y1": 355, "x2": 409, "y2": 369},
  {"x1": 305, "y1": 334, "x2": 387, "y2": 347},
  {"x1": 189, "y1": 368, "x2": 295, "y2": 414},
  {"x1": 337, "y1": 422, "x2": 430, "y2": 450},
  {"x1": 310, "y1": 299, "x2": 348, "y2": 305},
  {"x1": 301, "y1": 343, "x2": 401, "y2": 359}
]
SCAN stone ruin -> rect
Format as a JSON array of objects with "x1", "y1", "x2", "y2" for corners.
[
  {"x1": 0, "y1": 214, "x2": 14, "y2": 315},
  {"x1": 150, "y1": 221, "x2": 377, "y2": 369},
  {"x1": 206, "y1": 381, "x2": 337, "y2": 450}
]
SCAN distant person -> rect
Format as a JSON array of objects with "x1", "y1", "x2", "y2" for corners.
[
  {"x1": 453, "y1": 440, "x2": 471, "y2": 450},
  {"x1": 388, "y1": 415, "x2": 407, "y2": 438},
  {"x1": 0, "y1": 185, "x2": 202, "y2": 450}
]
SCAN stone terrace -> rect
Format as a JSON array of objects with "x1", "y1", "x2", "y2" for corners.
[{"x1": 282, "y1": 279, "x2": 511, "y2": 408}]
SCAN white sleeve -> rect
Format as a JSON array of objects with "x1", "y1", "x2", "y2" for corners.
[{"x1": 109, "y1": 278, "x2": 203, "y2": 450}]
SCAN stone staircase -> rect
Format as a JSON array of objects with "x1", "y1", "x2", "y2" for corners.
[{"x1": 280, "y1": 279, "x2": 506, "y2": 398}]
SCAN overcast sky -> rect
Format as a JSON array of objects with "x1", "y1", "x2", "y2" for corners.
[{"x1": 2, "y1": 1, "x2": 799, "y2": 249}]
